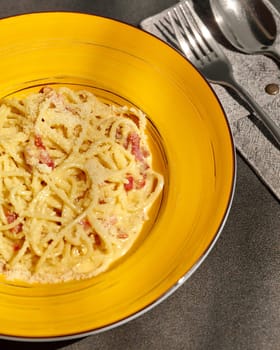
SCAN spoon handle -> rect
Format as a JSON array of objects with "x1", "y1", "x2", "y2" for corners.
[
  {"x1": 266, "y1": 47, "x2": 280, "y2": 64},
  {"x1": 223, "y1": 73, "x2": 280, "y2": 148}
]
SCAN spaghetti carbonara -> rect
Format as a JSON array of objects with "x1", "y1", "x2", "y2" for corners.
[{"x1": 0, "y1": 86, "x2": 164, "y2": 283}]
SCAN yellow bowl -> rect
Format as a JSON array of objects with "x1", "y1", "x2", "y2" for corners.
[{"x1": 0, "y1": 12, "x2": 235, "y2": 340}]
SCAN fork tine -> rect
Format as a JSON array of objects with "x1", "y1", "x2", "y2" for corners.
[
  {"x1": 171, "y1": 7, "x2": 200, "y2": 59},
  {"x1": 178, "y1": 3, "x2": 210, "y2": 57},
  {"x1": 180, "y1": 1, "x2": 224, "y2": 57},
  {"x1": 167, "y1": 10, "x2": 193, "y2": 58},
  {"x1": 155, "y1": 19, "x2": 180, "y2": 49}
]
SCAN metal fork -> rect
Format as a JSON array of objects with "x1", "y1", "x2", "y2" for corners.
[{"x1": 165, "y1": 1, "x2": 280, "y2": 148}]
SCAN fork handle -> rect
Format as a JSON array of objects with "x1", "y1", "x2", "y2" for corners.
[{"x1": 223, "y1": 73, "x2": 280, "y2": 148}]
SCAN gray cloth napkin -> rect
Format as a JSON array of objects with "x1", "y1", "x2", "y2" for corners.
[{"x1": 140, "y1": 0, "x2": 280, "y2": 201}]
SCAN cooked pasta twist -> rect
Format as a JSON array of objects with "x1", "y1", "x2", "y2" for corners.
[{"x1": 0, "y1": 86, "x2": 163, "y2": 283}]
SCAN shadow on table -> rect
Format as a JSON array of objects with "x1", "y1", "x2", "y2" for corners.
[{"x1": 0, "y1": 338, "x2": 80, "y2": 350}]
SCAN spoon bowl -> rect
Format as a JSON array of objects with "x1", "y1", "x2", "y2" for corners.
[{"x1": 210, "y1": 0, "x2": 280, "y2": 62}]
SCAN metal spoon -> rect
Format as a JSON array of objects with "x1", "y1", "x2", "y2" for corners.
[{"x1": 210, "y1": 0, "x2": 280, "y2": 63}]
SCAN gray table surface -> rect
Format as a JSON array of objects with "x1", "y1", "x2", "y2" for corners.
[{"x1": 0, "y1": 1, "x2": 279, "y2": 349}]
